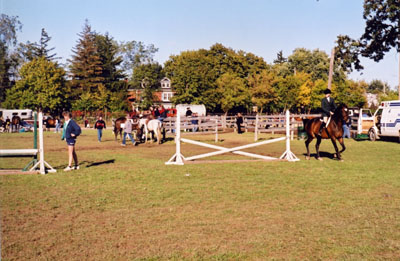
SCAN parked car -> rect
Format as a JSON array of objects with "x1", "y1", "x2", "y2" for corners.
[
  {"x1": 368, "y1": 100, "x2": 400, "y2": 142},
  {"x1": 348, "y1": 107, "x2": 374, "y2": 136}
]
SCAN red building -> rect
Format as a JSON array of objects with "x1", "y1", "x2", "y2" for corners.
[{"x1": 127, "y1": 77, "x2": 175, "y2": 110}]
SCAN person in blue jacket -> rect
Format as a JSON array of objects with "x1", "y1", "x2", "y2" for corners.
[{"x1": 61, "y1": 111, "x2": 81, "y2": 171}]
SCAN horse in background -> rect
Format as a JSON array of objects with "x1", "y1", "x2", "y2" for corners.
[
  {"x1": 304, "y1": 104, "x2": 349, "y2": 161},
  {"x1": 139, "y1": 117, "x2": 163, "y2": 144},
  {"x1": 113, "y1": 117, "x2": 141, "y2": 141},
  {"x1": 11, "y1": 116, "x2": 21, "y2": 133}
]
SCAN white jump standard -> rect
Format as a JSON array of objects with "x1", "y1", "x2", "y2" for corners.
[{"x1": 166, "y1": 110, "x2": 299, "y2": 165}]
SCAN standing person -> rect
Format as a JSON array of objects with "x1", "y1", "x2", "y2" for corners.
[
  {"x1": 342, "y1": 117, "x2": 351, "y2": 138},
  {"x1": 319, "y1": 89, "x2": 337, "y2": 135},
  {"x1": 191, "y1": 113, "x2": 199, "y2": 132},
  {"x1": 54, "y1": 118, "x2": 61, "y2": 133},
  {"x1": 61, "y1": 111, "x2": 81, "y2": 171},
  {"x1": 5, "y1": 116, "x2": 10, "y2": 132},
  {"x1": 154, "y1": 106, "x2": 160, "y2": 118},
  {"x1": 236, "y1": 113, "x2": 244, "y2": 134},
  {"x1": 185, "y1": 107, "x2": 193, "y2": 117},
  {"x1": 94, "y1": 116, "x2": 106, "y2": 142},
  {"x1": 121, "y1": 115, "x2": 136, "y2": 146}
]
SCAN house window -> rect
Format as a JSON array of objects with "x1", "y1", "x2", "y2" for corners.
[{"x1": 162, "y1": 92, "x2": 173, "y2": 101}]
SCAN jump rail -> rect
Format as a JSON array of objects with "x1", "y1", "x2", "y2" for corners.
[
  {"x1": 165, "y1": 110, "x2": 299, "y2": 165},
  {"x1": 0, "y1": 112, "x2": 56, "y2": 174}
]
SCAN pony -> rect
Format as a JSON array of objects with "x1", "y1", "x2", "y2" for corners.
[
  {"x1": 304, "y1": 104, "x2": 349, "y2": 161},
  {"x1": 139, "y1": 118, "x2": 163, "y2": 144},
  {"x1": 113, "y1": 117, "x2": 141, "y2": 141},
  {"x1": 11, "y1": 116, "x2": 21, "y2": 133}
]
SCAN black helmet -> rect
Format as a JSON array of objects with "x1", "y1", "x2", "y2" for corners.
[{"x1": 323, "y1": 89, "x2": 332, "y2": 94}]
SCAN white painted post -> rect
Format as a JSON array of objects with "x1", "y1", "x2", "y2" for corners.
[
  {"x1": 30, "y1": 112, "x2": 57, "y2": 173},
  {"x1": 254, "y1": 114, "x2": 259, "y2": 141},
  {"x1": 165, "y1": 113, "x2": 184, "y2": 165},
  {"x1": 279, "y1": 110, "x2": 300, "y2": 162},
  {"x1": 215, "y1": 118, "x2": 218, "y2": 143},
  {"x1": 38, "y1": 112, "x2": 45, "y2": 174}
]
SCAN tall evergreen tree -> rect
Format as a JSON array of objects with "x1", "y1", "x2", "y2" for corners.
[
  {"x1": 95, "y1": 32, "x2": 125, "y2": 92},
  {"x1": 69, "y1": 20, "x2": 104, "y2": 100},
  {"x1": 35, "y1": 28, "x2": 58, "y2": 61}
]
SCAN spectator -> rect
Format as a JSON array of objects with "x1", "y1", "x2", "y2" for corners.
[
  {"x1": 191, "y1": 113, "x2": 199, "y2": 132},
  {"x1": 236, "y1": 113, "x2": 244, "y2": 134},
  {"x1": 121, "y1": 115, "x2": 136, "y2": 146},
  {"x1": 185, "y1": 107, "x2": 193, "y2": 117},
  {"x1": 94, "y1": 116, "x2": 106, "y2": 142},
  {"x1": 61, "y1": 111, "x2": 81, "y2": 171},
  {"x1": 343, "y1": 117, "x2": 351, "y2": 138},
  {"x1": 54, "y1": 118, "x2": 61, "y2": 133},
  {"x1": 84, "y1": 118, "x2": 89, "y2": 128}
]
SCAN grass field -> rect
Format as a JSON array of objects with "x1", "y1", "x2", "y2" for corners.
[{"x1": 1, "y1": 129, "x2": 400, "y2": 260}]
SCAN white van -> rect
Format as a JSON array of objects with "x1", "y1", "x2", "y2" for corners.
[
  {"x1": 0, "y1": 109, "x2": 33, "y2": 120},
  {"x1": 368, "y1": 100, "x2": 400, "y2": 141},
  {"x1": 176, "y1": 104, "x2": 206, "y2": 117}
]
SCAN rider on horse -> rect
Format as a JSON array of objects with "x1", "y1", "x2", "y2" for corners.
[{"x1": 319, "y1": 88, "x2": 337, "y2": 136}]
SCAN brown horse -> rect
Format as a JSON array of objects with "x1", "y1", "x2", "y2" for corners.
[
  {"x1": 11, "y1": 116, "x2": 21, "y2": 132},
  {"x1": 113, "y1": 117, "x2": 141, "y2": 141},
  {"x1": 304, "y1": 104, "x2": 349, "y2": 161}
]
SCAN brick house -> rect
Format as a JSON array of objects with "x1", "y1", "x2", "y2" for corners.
[{"x1": 127, "y1": 77, "x2": 175, "y2": 109}]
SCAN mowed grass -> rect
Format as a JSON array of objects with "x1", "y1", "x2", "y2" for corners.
[{"x1": 1, "y1": 128, "x2": 400, "y2": 260}]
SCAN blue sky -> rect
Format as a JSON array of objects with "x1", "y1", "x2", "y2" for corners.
[{"x1": 2, "y1": 0, "x2": 398, "y2": 89}]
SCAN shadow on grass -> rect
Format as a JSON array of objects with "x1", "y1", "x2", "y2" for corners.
[
  {"x1": 55, "y1": 159, "x2": 115, "y2": 169},
  {"x1": 302, "y1": 151, "x2": 336, "y2": 160}
]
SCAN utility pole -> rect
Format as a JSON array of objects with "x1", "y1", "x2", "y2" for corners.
[{"x1": 327, "y1": 48, "x2": 335, "y2": 90}]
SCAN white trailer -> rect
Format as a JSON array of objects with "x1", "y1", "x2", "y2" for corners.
[
  {"x1": 0, "y1": 109, "x2": 33, "y2": 120},
  {"x1": 368, "y1": 100, "x2": 400, "y2": 142},
  {"x1": 176, "y1": 104, "x2": 206, "y2": 117}
]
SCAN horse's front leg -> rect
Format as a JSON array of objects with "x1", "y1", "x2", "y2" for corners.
[
  {"x1": 330, "y1": 138, "x2": 342, "y2": 161},
  {"x1": 338, "y1": 137, "x2": 346, "y2": 153},
  {"x1": 316, "y1": 136, "x2": 322, "y2": 160},
  {"x1": 305, "y1": 136, "x2": 313, "y2": 160}
]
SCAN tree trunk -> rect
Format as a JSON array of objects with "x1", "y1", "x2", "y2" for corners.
[{"x1": 328, "y1": 48, "x2": 335, "y2": 90}]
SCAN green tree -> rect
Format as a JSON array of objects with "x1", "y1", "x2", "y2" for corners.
[
  {"x1": 132, "y1": 63, "x2": 163, "y2": 109},
  {"x1": 0, "y1": 14, "x2": 22, "y2": 103},
  {"x1": 4, "y1": 57, "x2": 68, "y2": 113},
  {"x1": 69, "y1": 20, "x2": 104, "y2": 99},
  {"x1": 334, "y1": 35, "x2": 364, "y2": 73},
  {"x1": 216, "y1": 72, "x2": 250, "y2": 114},
  {"x1": 164, "y1": 43, "x2": 268, "y2": 112},
  {"x1": 248, "y1": 70, "x2": 277, "y2": 113},
  {"x1": 360, "y1": 0, "x2": 400, "y2": 98},
  {"x1": 119, "y1": 40, "x2": 158, "y2": 76},
  {"x1": 273, "y1": 50, "x2": 287, "y2": 64},
  {"x1": 95, "y1": 32, "x2": 125, "y2": 92},
  {"x1": 0, "y1": 14, "x2": 22, "y2": 46},
  {"x1": 332, "y1": 80, "x2": 367, "y2": 108}
]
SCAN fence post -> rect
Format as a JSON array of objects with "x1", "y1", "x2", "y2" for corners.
[
  {"x1": 215, "y1": 118, "x2": 218, "y2": 143},
  {"x1": 279, "y1": 110, "x2": 300, "y2": 162},
  {"x1": 165, "y1": 113, "x2": 184, "y2": 165},
  {"x1": 254, "y1": 114, "x2": 259, "y2": 141}
]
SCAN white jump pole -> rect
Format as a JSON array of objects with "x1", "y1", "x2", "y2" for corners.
[
  {"x1": 279, "y1": 110, "x2": 300, "y2": 162},
  {"x1": 30, "y1": 111, "x2": 57, "y2": 174},
  {"x1": 165, "y1": 113, "x2": 184, "y2": 165}
]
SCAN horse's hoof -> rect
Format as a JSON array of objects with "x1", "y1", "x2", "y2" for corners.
[
  {"x1": 339, "y1": 159, "x2": 344, "y2": 162},
  {"x1": 317, "y1": 157, "x2": 323, "y2": 161},
  {"x1": 305, "y1": 156, "x2": 310, "y2": 160}
]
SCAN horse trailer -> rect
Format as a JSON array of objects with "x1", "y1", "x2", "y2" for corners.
[
  {"x1": 176, "y1": 104, "x2": 206, "y2": 117},
  {"x1": 368, "y1": 100, "x2": 400, "y2": 142},
  {"x1": 0, "y1": 109, "x2": 33, "y2": 120}
]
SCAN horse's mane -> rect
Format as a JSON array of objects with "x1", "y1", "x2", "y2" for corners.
[{"x1": 332, "y1": 104, "x2": 348, "y2": 121}]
